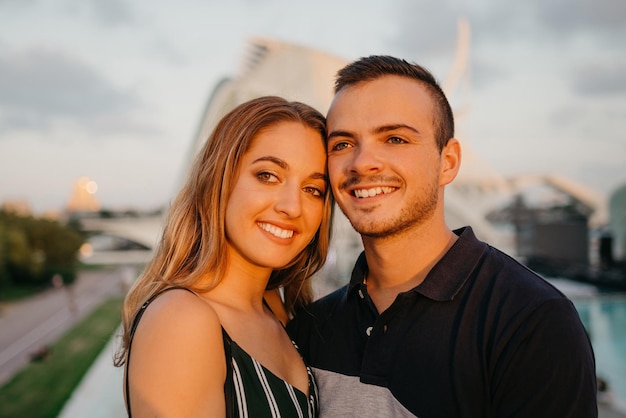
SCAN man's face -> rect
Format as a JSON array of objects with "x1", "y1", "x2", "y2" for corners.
[{"x1": 326, "y1": 75, "x2": 448, "y2": 239}]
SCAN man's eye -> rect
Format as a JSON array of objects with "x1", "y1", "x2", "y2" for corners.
[
  {"x1": 330, "y1": 141, "x2": 350, "y2": 151},
  {"x1": 388, "y1": 136, "x2": 406, "y2": 144}
]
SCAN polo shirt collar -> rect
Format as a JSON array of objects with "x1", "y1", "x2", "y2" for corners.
[
  {"x1": 348, "y1": 251, "x2": 368, "y2": 295},
  {"x1": 347, "y1": 226, "x2": 489, "y2": 302}
]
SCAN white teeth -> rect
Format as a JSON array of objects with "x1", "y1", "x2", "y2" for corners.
[
  {"x1": 353, "y1": 186, "x2": 395, "y2": 198},
  {"x1": 258, "y1": 222, "x2": 294, "y2": 238}
]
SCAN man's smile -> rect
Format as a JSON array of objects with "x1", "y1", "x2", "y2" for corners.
[{"x1": 353, "y1": 186, "x2": 397, "y2": 198}]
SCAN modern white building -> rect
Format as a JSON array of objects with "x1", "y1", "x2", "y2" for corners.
[{"x1": 81, "y1": 36, "x2": 609, "y2": 285}]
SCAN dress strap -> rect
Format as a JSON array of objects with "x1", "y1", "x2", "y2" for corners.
[
  {"x1": 125, "y1": 286, "x2": 194, "y2": 418},
  {"x1": 222, "y1": 327, "x2": 235, "y2": 417}
]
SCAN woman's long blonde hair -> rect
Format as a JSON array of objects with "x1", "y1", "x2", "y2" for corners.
[{"x1": 115, "y1": 96, "x2": 333, "y2": 367}]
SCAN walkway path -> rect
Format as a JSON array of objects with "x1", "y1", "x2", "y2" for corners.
[
  {"x1": 3, "y1": 270, "x2": 625, "y2": 417},
  {"x1": 58, "y1": 328, "x2": 126, "y2": 417},
  {"x1": 0, "y1": 267, "x2": 133, "y2": 386}
]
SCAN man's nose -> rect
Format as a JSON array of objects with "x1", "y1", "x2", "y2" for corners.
[{"x1": 349, "y1": 143, "x2": 383, "y2": 175}]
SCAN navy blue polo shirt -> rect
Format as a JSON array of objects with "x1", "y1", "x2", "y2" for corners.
[{"x1": 288, "y1": 227, "x2": 597, "y2": 417}]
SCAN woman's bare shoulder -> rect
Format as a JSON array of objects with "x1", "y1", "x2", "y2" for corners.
[
  {"x1": 128, "y1": 288, "x2": 227, "y2": 416},
  {"x1": 144, "y1": 288, "x2": 219, "y2": 323},
  {"x1": 131, "y1": 287, "x2": 224, "y2": 358}
]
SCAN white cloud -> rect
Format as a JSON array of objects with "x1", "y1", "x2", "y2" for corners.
[
  {"x1": 0, "y1": 0, "x2": 624, "y2": 213},
  {"x1": 0, "y1": 47, "x2": 142, "y2": 133}
]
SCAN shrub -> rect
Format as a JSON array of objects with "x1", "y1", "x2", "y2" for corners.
[{"x1": 0, "y1": 211, "x2": 84, "y2": 289}]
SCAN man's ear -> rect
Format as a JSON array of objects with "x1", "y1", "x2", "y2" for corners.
[{"x1": 440, "y1": 138, "x2": 461, "y2": 186}]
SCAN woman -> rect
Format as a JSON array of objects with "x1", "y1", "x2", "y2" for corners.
[{"x1": 115, "y1": 96, "x2": 333, "y2": 417}]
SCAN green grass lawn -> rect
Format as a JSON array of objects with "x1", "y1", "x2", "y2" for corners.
[{"x1": 0, "y1": 296, "x2": 123, "y2": 418}]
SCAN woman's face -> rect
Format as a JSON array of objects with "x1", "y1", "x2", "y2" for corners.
[{"x1": 225, "y1": 121, "x2": 327, "y2": 273}]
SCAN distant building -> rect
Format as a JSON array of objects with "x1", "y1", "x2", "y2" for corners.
[
  {"x1": 1, "y1": 198, "x2": 32, "y2": 216},
  {"x1": 67, "y1": 176, "x2": 100, "y2": 213},
  {"x1": 487, "y1": 184, "x2": 594, "y2": 278},
  {"x1": 81, "y1": 36, "x2": 610, "y2": 284},
  {"x1": 609, "y1": 184, "x2": 626, "y2": 261}
]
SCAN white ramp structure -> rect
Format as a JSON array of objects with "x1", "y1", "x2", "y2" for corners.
[
  {"x1": 62, "y1": 31, "x2": 612, "y2": 417},
  {"x1": 187, "y1": 37, "x2": 346, "y2": 160},
  {"x1": 82, "y1": 30, "x2": 607, "y2": 273},
  {"x1": 186, "y1": 34, "x2": 520, "y2": 268}
]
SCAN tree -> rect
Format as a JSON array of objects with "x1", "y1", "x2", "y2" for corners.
[{"x1": 0, "y1": 210, "x2": 84, "y2": 288}]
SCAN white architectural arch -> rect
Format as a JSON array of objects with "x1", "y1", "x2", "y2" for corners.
[{"x1": 83, "y1": 31, "x2": 607, "y2": 269}]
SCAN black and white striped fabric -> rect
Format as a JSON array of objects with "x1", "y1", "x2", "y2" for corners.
[
  {"x1": 225, "y1": 332, "x2": 319, "y2": 418},
  {"x1": 126, "y1": 287, "x2": 319, "y2": 417}
]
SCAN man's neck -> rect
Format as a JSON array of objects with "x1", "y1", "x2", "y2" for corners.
[{"x1": 361, "y1": 224, "x2": 458, "y2": 313}]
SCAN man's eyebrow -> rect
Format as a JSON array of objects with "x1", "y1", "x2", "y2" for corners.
[
  {"x1": 252, "y1": 156, "x2": 287, "y2": 169},
  {"x1": 375, "y1": 124, "x2": 421, "y2": 135},
  {"x1": 328, "y1": 130, "x2": 354, "y2": 140},
  {"x1": 328, "y1": 124, "x2": 421, "y2": 140}
]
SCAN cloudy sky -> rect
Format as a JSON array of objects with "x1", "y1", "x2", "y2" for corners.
[{"x1": 1, "y1": 0, "x2": 624, "y2": 214}]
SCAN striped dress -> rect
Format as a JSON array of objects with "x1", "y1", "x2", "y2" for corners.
[
  {"x1": 223, "y1": 329, "x2": 319, "y2": 417},
  {"x1": 125, "y1": 287, "x2": 319, "y2": 417}
]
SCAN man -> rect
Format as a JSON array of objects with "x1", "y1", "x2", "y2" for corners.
[{"x1": 287, "y1": 56, "x2": 597, "y2": 417}]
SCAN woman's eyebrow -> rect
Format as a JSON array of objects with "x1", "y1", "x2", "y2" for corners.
[
  {"x1": 309, "y1": 172, "x2": 327, "y2": 181},
  {"x1": 253, "y1": 156, "x2": 326, "y2": 181},
  {"x1": 252, "y1": 156, "x2": 287, "y2": 169}
]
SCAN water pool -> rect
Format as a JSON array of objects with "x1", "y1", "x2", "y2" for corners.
[{"x1": 573, "y1": 293, "x2": 626, "y2": 410}]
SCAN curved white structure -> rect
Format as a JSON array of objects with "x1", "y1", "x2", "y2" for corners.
[{"x1": 85, "y1": 33, "x2": 608, "y2": 270}]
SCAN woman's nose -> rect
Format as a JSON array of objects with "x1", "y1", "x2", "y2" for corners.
[{"x1": 274, "y1": 186, "x2": 302, "y2": 218}]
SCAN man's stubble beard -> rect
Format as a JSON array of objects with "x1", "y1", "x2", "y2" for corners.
[{"x1": 340, "y1": 175, "x2": 440, "y2": 241}]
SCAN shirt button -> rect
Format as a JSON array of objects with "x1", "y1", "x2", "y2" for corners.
[{"x1": 366, "y1": 326, "x2": 373, "y2": 336}]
